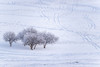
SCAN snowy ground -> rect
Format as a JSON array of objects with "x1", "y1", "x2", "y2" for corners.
[{"x1": 0, "y1": 0, "x2": 100, "y2": 67}]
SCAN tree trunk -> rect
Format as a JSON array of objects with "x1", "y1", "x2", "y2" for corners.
[
  {"x1": 34, "y1": 44, "x2": 37, "y2": 49},
  {"x1": 24, "y1": 44, "x2": 26, "y2": 46},
  {"x1": 9, "y1": 42, "x2": 12, "y2": 47},
  {"x1": 44, "y1": 44, "x2": 46, "y2": 48},
  {"x1": 30, "y1": 44, "x2": 33, "y2": 50}
]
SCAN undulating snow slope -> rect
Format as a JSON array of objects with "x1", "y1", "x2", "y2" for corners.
[{"x1": 0, "y1": 0, "x2": 100, "y2": 67}]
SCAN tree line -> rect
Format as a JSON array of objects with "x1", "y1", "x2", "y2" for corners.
[{"x1": 3, "y1": 27, "x2": 59, "y2": 50}]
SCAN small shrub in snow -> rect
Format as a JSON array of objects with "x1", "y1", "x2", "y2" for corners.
[{"x1": 3, "y1": 32, "x2": 16, "y2": 47}]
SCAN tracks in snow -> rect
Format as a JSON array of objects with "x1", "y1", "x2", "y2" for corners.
[{"x1": 54, "y1": 3, "x2": 100, "y2": 50}]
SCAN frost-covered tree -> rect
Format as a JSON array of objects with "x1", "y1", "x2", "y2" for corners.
[
  {"x1": 3, "y1": 28, "x2": 59, "y2": 50},
  {"x1": 17, "y1": 27, "x2": 37, "y2": 42},
  {"x1": 23, "y1": 27, "x2": 37, "y2": 34},
  {"x1": 23, "y1": 33, "x2": 46, "y2": 50},
  {"x1": 33, "y1": 33, "x2": 46, "y2": 49},
  {"x1": 41, "y1": 32, "x2": 59, "y2": 48},
  {"x1": 16, "y1": 32, "x2": 24, "y2": 41},
  {"x1": 23, "y1": 33, "x2": 38, "y2": 50},
  {"x1": 3, "y1": 32, "x2": 16, "y2": 47}
]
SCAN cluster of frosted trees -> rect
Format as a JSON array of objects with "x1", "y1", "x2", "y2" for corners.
[{"x1": 3, "y1": 28, "x2": 59, "y2": 50}]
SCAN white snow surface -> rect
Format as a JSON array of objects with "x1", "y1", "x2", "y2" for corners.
[{"x1": 0, "y1": 0, "x2": 100, "y2": 67}]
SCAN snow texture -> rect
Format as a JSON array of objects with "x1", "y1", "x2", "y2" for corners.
[{"x1": 0, "y1": 0, "x2": 100, "y2": 67}]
